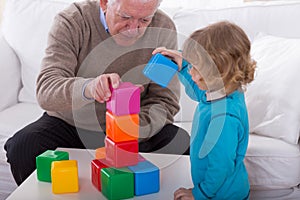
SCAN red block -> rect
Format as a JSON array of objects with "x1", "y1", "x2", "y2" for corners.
[
  {"x1": 91, "y1": 159, "x2": 110, "y2": 191},
  {"x1": 105, "y1": 137, "x2": 138, "y2": 168}
]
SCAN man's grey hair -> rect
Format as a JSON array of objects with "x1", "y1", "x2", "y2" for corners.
[{"x1": 107, "y1": 0, "x2": 162, "y2": 8}]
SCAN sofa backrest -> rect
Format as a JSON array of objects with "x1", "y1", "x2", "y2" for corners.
[
  {"x1": 172, "y1": 1, "x2": 300, "y2": 122},
  {"x1": 1, "y1": 0, "x2": 80, "y2": 103}
]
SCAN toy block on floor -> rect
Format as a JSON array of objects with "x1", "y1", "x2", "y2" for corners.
[
  {"x1": 101, "y1": 167, "x2": 134, "y2": 200},
  {"x1": 143, "y1": 53, "x2": 179, "y2": 88},
  {"x1": 105, "y1": 137, "x2": 138, "y2": 168},
  {"x1": 106, "y1": 111, "x2": 139, "y2": 142},
  {"x1": 51, "y1": 160, "x2": 79, "y2": 194},
  {"x1": 106, "y1": 82, "x2": 140, "y2": 116},
  {"x1": 95, "y1": 147, "x2": 106, "y2": 159},
  {"x1": 36, "y1": 150, "x2": 69, "y2": 182},
  {"x1": 91, "y1": 159, "x2": 111, "y2": 191},
  {"x1": 128, "y1": 160, "x2": 160, "y2": 196}
]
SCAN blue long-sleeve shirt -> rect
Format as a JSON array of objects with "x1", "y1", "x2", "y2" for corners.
[{"x1": 178, "y1": 61, "x2": 250, "y2": 200}]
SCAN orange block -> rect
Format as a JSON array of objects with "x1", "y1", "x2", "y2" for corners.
[
  {"x1": 106, "y1": 111, "x2": 139, "y2": 142},
  {"x1": 95, "y1": 147, "x2": 106, "y2": 159}
]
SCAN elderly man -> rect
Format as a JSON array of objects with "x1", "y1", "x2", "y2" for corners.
[{"x1": 5, "y1": 0, "x2": 190, "y2": 185}]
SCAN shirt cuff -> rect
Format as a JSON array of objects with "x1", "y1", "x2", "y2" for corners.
[{"x1": 82, "y1": 79, "x2": 95, "y2": 101}]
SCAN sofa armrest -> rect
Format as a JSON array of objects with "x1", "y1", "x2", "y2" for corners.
[{"x1": 0, "y1": 32, "x2": 21, "y2": 111}]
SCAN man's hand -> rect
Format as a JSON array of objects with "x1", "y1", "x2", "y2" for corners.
[
  {"x1": 174, "y1": 187, "x2": 194, "y2": 200},
  {"x1": 84, "y1": 73, "x2": 121, "y2": 103}
]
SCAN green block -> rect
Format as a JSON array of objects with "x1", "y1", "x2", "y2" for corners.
[
  {"x1": 101, "y1": 167, "x2": 134, "y2": 200},
  {"x1": 36, "y1": 150, "x2": 69, "y2": 182}
]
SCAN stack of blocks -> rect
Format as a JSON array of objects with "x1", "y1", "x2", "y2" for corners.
[
  {"x1": 34, "y1": 53, "x2": 177, "y2": 197},
  {"x1": 36, "y1": 150, "x2": 79, "y2": 194},
  {"x1": 91, "y1": 82, "x2": 160, "y2": 199}
]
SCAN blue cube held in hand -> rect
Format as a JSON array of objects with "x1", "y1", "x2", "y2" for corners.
[{"x1": 143, "y1": 53, "x2": 178, "y2": 88}]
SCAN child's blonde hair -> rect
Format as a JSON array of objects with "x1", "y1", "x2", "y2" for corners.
[{"x1": 182, "y1": 21, "x2": 256, "y2": 94}]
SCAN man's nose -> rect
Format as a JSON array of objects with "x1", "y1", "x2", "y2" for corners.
[
  {"x1": 126, "y1": 19, "x2": 139, "y2": 35},
  {"x1": 128, "y1": 19, "x2": 139, "y2": 29}
]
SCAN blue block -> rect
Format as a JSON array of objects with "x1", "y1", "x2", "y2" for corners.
[
  {"x1": 143, "y1": 53, "x2": 178, "y2": 87},
  {"x1": 128, "y1": 160, "x2": 160, "y2": 196}
]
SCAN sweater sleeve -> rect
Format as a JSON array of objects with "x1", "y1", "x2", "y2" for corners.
[
  {"x1": 193, "y1": 115, "x2": 241, "y2": 199},
  {"x1": 36, "y1": 5, "x2": 91, "y2": 111}
]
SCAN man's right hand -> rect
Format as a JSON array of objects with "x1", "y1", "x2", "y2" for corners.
[{"x1": 84, "y1": 73, "x2": 121, "y2": 103}]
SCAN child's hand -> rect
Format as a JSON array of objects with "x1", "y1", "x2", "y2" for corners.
[
  {"x1": 174, "y1": 187, "x2": 194, "y2": 200},
  {"x1": 152, "y1": 47, "x2": 183, "y2": 71}
]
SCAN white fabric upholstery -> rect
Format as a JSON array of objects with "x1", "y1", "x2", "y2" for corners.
[
  {"x1": 245, "y1": 134, "x2": 300, "y2": 189},
  {"x1": 246, "y1": 33, "x2": 300, "y2": 144},
  {"x1": 173, "y1": 0, "x2": 300, "y2": 122},
  {"x1": 0, "y1": 103, "x2": 43, "y2": 138},
  {"x1": 173, "y1": 1, "x2": 300, "y2": 48},
  {"x1": 0, "y1": 33, "x2": 20, "y2": 111},
  {"x1": 1, "y1": 0, "x2": 79, "y2": 103}
]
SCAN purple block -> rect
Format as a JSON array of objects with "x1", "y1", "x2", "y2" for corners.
[{"x1": 106, "y1": 82, "x2": 140, "y2": 116}]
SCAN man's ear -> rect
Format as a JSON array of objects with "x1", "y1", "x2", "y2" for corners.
[{"x1": 100, "y1": 0, "x2": 109, "y2": 12}]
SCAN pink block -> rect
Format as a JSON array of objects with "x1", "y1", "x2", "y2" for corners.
[
  {"x1": 105, "y1": 137, "x2": 138, "y2": 168},
  {"x1": 106, "y1": 82, "x2": 140, "y2": 116}
]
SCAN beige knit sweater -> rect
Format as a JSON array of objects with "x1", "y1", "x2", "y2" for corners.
[{"x1": 36, "y1": 0, "x2": 180, "y2": 139}]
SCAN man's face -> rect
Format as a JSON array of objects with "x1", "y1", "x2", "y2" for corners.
[{"x1": 101, "y1": 0, "x2": 158, "y2": 46}]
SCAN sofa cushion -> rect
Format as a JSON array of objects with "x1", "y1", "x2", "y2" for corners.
[
  {"x1": 0, "y1": 103, "x2": 43, "y2": 138},
  {"x1": 245, "y1": 134, "x2": 300, "y2": 189},
  {"x1": 246, "y1": 33, "x2": 300, "y2": 144},
  {"x1": 1, "y1": 0, "x2": 80, "y2": 103},
  {"x1": 0, "y1": 32, "x2": 21, "y2": 111}
]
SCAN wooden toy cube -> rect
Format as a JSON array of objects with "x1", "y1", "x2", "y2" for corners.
[
  {"x1": 106, "y1": 111, "x2": 139, "y2": 142},
  {"x1": 106, "y1": 82, "x2": 140, "y2": 116},
  {"x1": 105, "y1": 137, "x2": 138, "y2": 168},
  {"x1": 143, "y1": 53, "x2": 179, "y2": 88},
  {"x1": 36, "y1": 150, "x2": 69, "y2": 182},
  {"x1": 95, "y1": 147, "x2": 106, "y2": 159},
  {"x1": 101, "y1": 167, "x2": 134, "y2": 200},
  {"x1": 128, "y1": 160, "x2": 160, "y2": 195},
  {"x1": 91, "y1": 159, "x2": 111, "y2": 191},
  {"x1": 51, "y1": 160, "x2": 79, "y2": 194}
]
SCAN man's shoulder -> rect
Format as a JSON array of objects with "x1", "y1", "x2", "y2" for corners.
[
  {"x1": 150, "y1": 9, "x2": 176, "y2": 30},
  {"x1": 57, "y1": 0, "x2": 98, "y2": 21}
]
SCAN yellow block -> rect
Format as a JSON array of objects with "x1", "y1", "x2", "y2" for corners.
[{"x1": 51, "y1": 160, "x2": 79, "y2": 194}]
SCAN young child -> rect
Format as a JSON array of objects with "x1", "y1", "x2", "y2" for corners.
[{"x1": 153, "y1": 21, "x2": 256, "y2": 200}]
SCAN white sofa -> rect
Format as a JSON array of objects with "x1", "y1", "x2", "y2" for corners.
[{"x1": 1, "y1": 0, "x2": 300, "y2": 199}]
